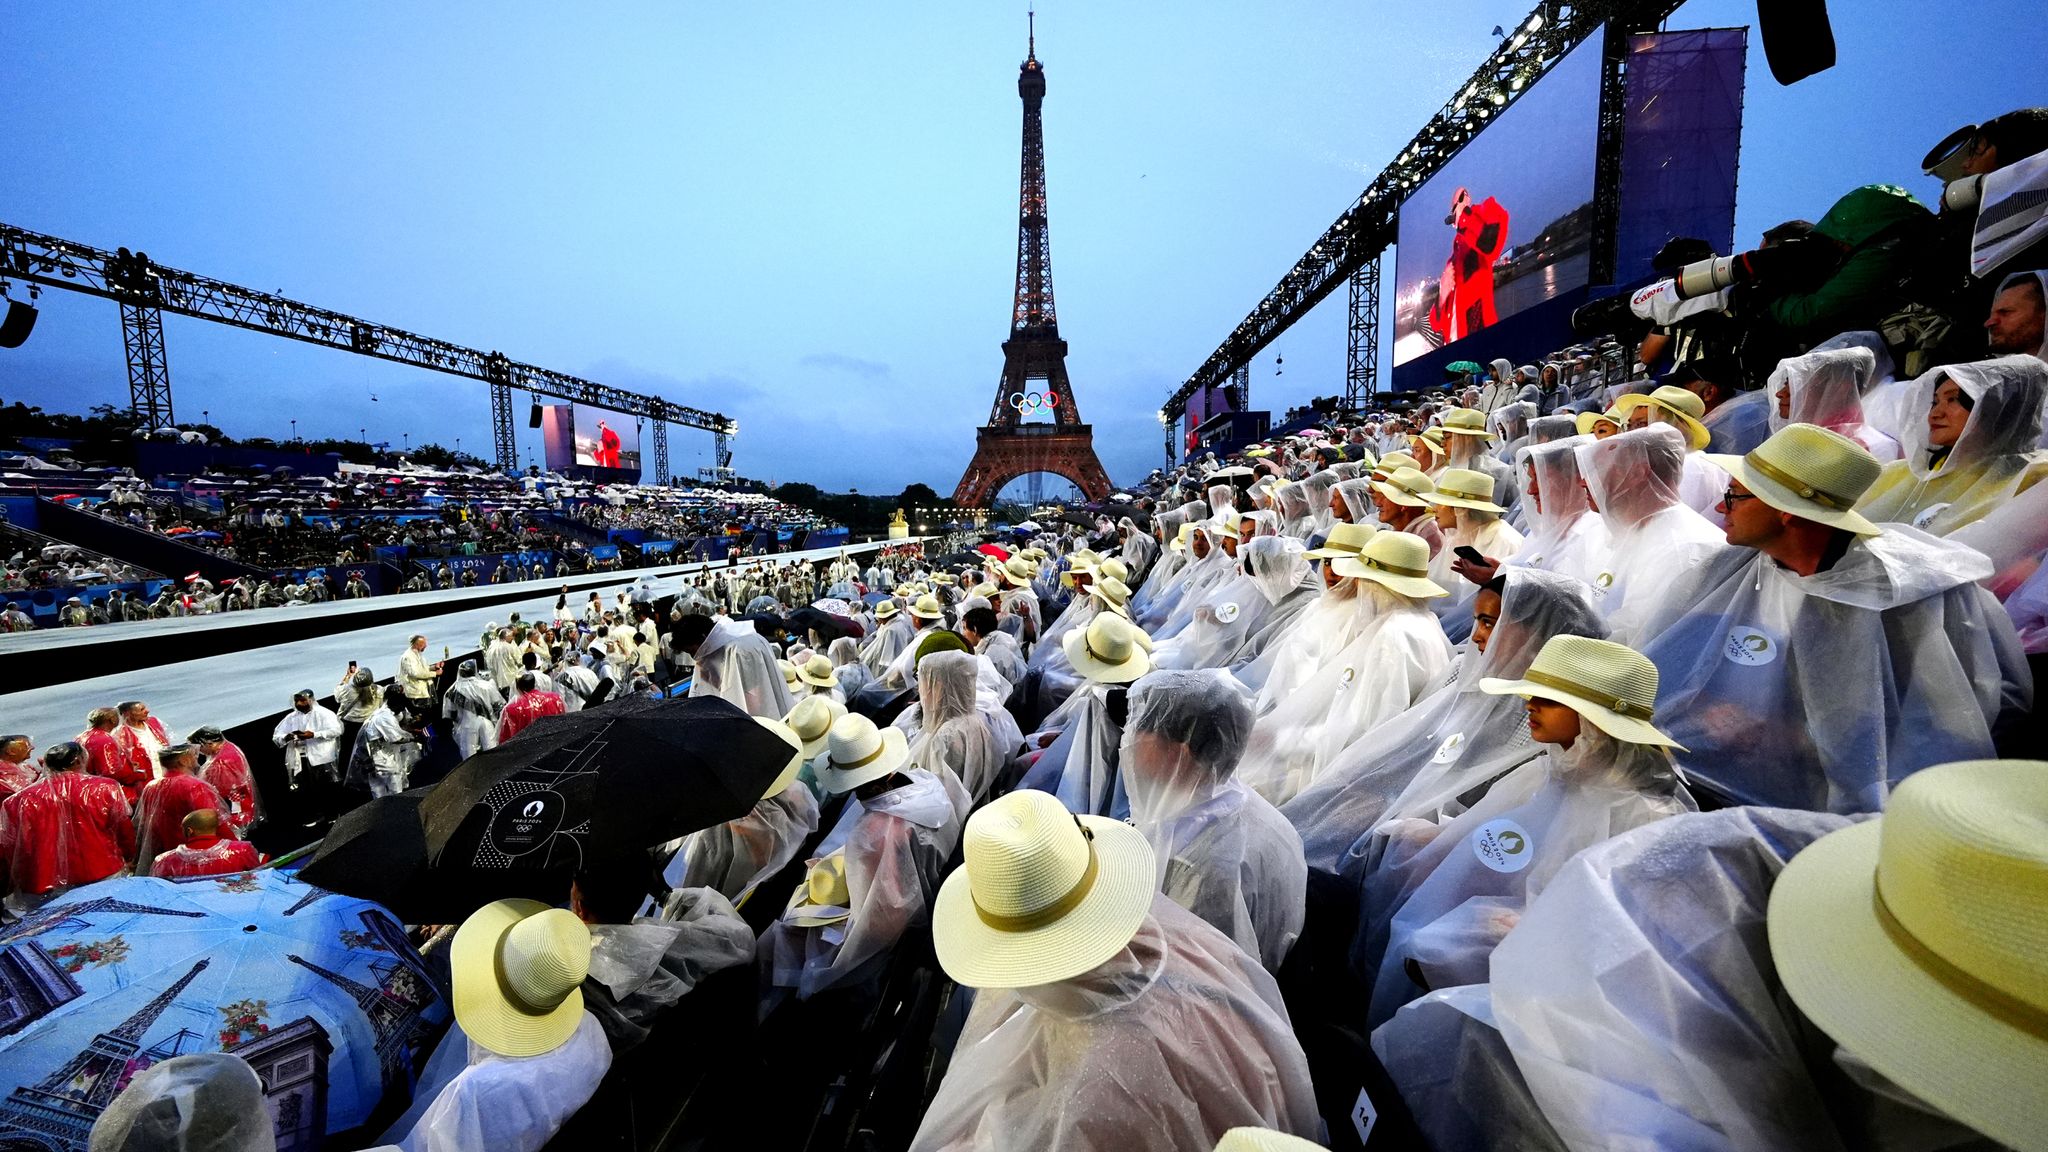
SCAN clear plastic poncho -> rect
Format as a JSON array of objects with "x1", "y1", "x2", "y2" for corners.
[
  {"x1": 909, "y1": 651, "x2": 1007, "y2": 806},
  {"x1": 667, "y1": 779, "x2": 821, "y2": 904},
  {"x1": 1233, "y1": 584, "x2": 1455, "y2": 807},
  {"x1": 1207, "y1": 483, "x2": 1240, "y2": 523},
  {"x1": 1235, "y1": 571, "x2": 1367, "y2": 703},
  {"x1": 1854, "y1": 354, "x2": 2048, "y2": 535},
  {"x1": 1273, "y1": 483, "x2": 1316, "y2": 540},
  {"x1": 1489, "y1": 806, "x2": 1863, "y2": 1152},
  {"x1": 762, "y1": 769, "x2": 960, "y2": 1000},
  {"x1": 1630, "y1": 525, "x2": 2030, "y2": 813},
  {"x1": 387, "y1": 1011, "x2": 611, "y2": 1152},
  {"x1": 1358, "y1": 726, "x2": 1696, "y2": 1028},
  {"x1": 88, "y1": 1052, "x2": 278, "y2": 1152},
  {"x1": 977, "y1": 628, "x2": 1028, "y2": 685},
  {"x1": 441, "y1": 669, "x2": 505, "y2": 762},
  {"x1": 907, "y1": 896, "x2": 1321, "y2": 1152},
  {"x1": 1767, "y1": 346, "x2": 1902, "y2": 461},
  {"x1": 1122, "y1": 671, "x2": 1307, "y2": 970},
  {"x1": 1577, "y1": 425, "x2": 1729, "y2": 644},
  {"x1": 1281, "y1": 568, "x2": 1607, "y2": 879},
  {"x1": 1425, "y1": 507, "x2": 1525, "y2": 633},
  {"x1": 1152, "y1": 537, "x2": 1320, "y2": 675},
  {"x1": 1294, "y1": 472, "x2": 1339, "y2": 539},
  {"x1": 1444, "y1": 433, "x2": 1521, "y2": 521},
  {"x1": 690, "y1": 619, "x2": 797, "y2": 719},
  {"x1": 1369, "y1": 985, "x2": 1567, "y2": 1152},
  {"x1": 1025, "y1": 681, "x2": 1129, "y2": 817},
  {"x1": 860, "y1": 613, "x2": 917, "y2": 678},
  {"x1": 1138, "y1": 526, "x2": 1237, "y2": 637},
  {"x1": 587, "y1": 889, "x2": 756, "y2": 1052},
  {"x1": 829, "y1": 635, "x2": 876, "y2": 702},
  {"x1": 1330, "y1": 478, "x2": 1381, "y2": 528},
  {"x1": 1951, "y1": 477, "x2": 2048, "y2": 652},
  {"x1": 1701, "y1": 389, "x2": 1773, "y2": 456},
  {"x1": 1510, "y1": 437, "x2": 1614, "y2": 591},
  {"x1": 1133, "y1": 502, "x2": 1205, "y2": 611}
]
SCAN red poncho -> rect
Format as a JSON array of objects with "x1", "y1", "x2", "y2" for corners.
[
  {"x1": 133, "y1": 773, "x2": 230, "y2": 867},
  {"x1": 199, "y1": 741, "x2": 260, "y2": 831},
  {"x1": 0, "y1": 760, "x2": 39, "y2": 800},
  {"x1": 112, "y1": 718, "x2": 172, "y2": 794},
  {"x1": 0, "y1": 772, "x2": 136, "y2": 895},
  {"x1": 150, "y1": 835, "x2": 262, "y2": 879},
  {"x1": 79, "y1": 727, "x2": 150, "y2": 803},
  {"x1": 498, "y1": 690, "x2": 565, "y2": 743}
]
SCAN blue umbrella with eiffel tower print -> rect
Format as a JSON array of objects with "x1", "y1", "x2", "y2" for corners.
[{"x1": 0, "y1": 869, "x2": 448, "y2": 1152}]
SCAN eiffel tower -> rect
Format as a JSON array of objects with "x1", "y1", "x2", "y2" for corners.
[
  {"x1": 0, "y1": 959, "x2": 210, "y2": 1151},
  {"x1": 952, "y1": 13, "x2": 1114, "y2": 510},
  {"x1": 288, "y1": 952, "x2": 435, "y2": 1090}
]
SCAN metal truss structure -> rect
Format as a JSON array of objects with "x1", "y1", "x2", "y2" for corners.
[
  {"x1": 1161, "y1": 0, "x2": 1682, "y2": 421},
  {"x1": 1344, "y1": 257, "x2": 1381, "y2": 405},
  {"x1": 0, "y1": 223, "x2": 736, "y2": 477}
]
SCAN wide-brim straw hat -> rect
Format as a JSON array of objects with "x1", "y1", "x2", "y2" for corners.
[
  {"x1": 1000, "y1": 556, "x2": 1037, "y2": 587},
  {"x1": 1094, "y1": 557, "x2": 1131, "y2": 585},
  {"x1": 783, "y1": 694, "x2": 846, "y2": 758},
  {"x1": 1576, "y1": 409, "x2": 1625, "y2": 436},
  {"x1": 777, "y1": 659, "x2": 800, "y2": 686},
  {"x1": 1439, "y1": 406, "x2": 1494, "y2": 438},
  {"x1": 934, "y1": 790, "x2": 1157, "y2": 989},
  {"x1": 1371, "y1": 450, "x2": 1420, "y2": 480},
  {"x1": 1304, "y1": 520, "x2": 1377, "y2": 559},
  {"x1": 784, "y1": 851, "x2": 852, "y2": 927},
  {"x1": 797, "y1": 654, "x2": 838, "y2": 688},
  {"x1": 811, "y1": 713, "x2": 911, "y2": 794},
  {"x1": 1063, "y1": 613, "x2": 1151, "y2": 683},
  {"x1": 1706, "y1": 422, "x2": 1882, "y2": 536},
  {"x1": 750, "y1": 716, "x2": 809, "y2": 799},
  {"x1": 1479, "y1": 633, "x2": 1682, "y2": 748},
  {"x1": 873, "y1": 598, "x2": 901, "y2": 620},
  {"x1": 909, "y1": 594, "x2": 946, "y2": 621},
  {"x1": 1214, "y1": 1129, "x2": 1328, "y2": 1152},
  {"x1": 451, "y1": 899, "x2": 591, "y2": 1058},
  {"x1": 1332, "y1": 531, "x2": 1446, "y2": 598},
  {"x1": 1767, "y1": 760, "x2": 2048, "y2": 1152},
  {"x1": 1369, "y1": 466, "x2": 1436, "y2": 509},
  {"x1": 1423, "y1": 467, "x2": 1505, "y2": 513},
  {"x1": 1087, "y1": 577, "x2": 1134, "y2": 618},
  {"x1": 1616, "y1": 385, "x2": 1711, "y2": 451}
]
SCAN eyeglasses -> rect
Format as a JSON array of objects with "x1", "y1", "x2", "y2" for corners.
[{"x1": 1721, "y1": 488, "x2": 1758, "y2": 506}]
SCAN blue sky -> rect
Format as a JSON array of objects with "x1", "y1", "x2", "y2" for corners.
[{"x1": 0, "y1": 1, "x2": 2036, "y2": 491}]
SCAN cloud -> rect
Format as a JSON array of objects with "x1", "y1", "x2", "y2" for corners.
[
  {"x1": 578, "y1": 357, "x2": 767, "y2": 410},
  {"x1": 799, "y1": 352, "x2": 892, "y2": 380}
]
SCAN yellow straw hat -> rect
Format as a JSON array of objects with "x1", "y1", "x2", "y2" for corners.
[
  {"x1": 1439, "y1": 407, "x2": 1494, "y2": 438},
  {"x1": 1369, "y1": 466, "x2": 1437, "y2": 509},
  {"x1": 1331, "y1": 531, "x2": 1447, "y2": 599},
  {"x1": 933, "y1": 790, "x2": 1157, "y2": 989},
  {"x1": 1423, "y1": 467, "x2": 1505, "y2": 513},
  {"x1": 1303, "y1": 520, "x2": 1377, "y2": 560},
  {"x1": 909, "y1": 594, "x2": 946, "y2": 621},
  {"x1": 797, "y1": 653, "x2": 838, "y2": 689},
  {"x1": 784, "y1": 851, "x2": 852, "y2": 927},
  {"x1": 1371, "y1": 450, "x2": 1420, "y2": 480},
  {"x1": 1001, "y1": 556, "x2": 1038, "y2": 587},
  {"x1": 812, "y1": 712, "x2": 911, "y2": 794},
  {"x1": 1479, "y1": 634, "x2": 1682, "y2": 748},
  {"x1": 1087, "y1": 577, "x2": 1134, "y2": 618},
  {"x1": 1214, "y1": 1129, "x2": 1328, "y2": 1152},
  {"x1": 1706, "y1": 422, "x2": 1883, "y2": 536},
  {"x1": 783, "y1": 694, "x2": 846, "y2": 759},
  {"x1": 751, "y1": 715, "x2": 808, "y2": 800},
  {"x1": 1576, "y1": 408, "x2": 1626, "y2": 437},
  {"x1": 1063, "y1": 612, "x2": 1151, "y2": 683},
  {"x1": 777, "y1": 658, "x2": 799, "y2": 686},
  {"x1": 1169, "y1": 522, "x2": 1196, "y2": 553},
  {"x1": 1616, "y1": 385, "x2": 1711, "y2": 451},
  {"x1": 450, "y1": 899, "x2": 591, "y2": 1057},
  {"x1": 1768, "y1": 760, "x2": 2048, "y2": 1152},
  {"x1": 1095, "y1": 557, "x2": 1131, "y2": 585},
  {"x1": 873, "y1": 598, "x2": 901, "y2": 620}
]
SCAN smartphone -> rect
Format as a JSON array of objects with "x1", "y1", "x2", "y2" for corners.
[
  {"x1": 1453, "y1": 546, "x2": 1486, "y2": 565},
  {"x1": 348, "y1": 660, "x2": 357, "y2": 671}
]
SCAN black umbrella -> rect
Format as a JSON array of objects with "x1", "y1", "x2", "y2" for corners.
[
  {"x1": 292, "y1": 787, "x2": 538, "y2": 924},
  {"x1": 934, "y1": 551, "x2": 982, "y2": 569},
  {"x1": 420, "y1": 695, "x2": 795, "y2": 886}
]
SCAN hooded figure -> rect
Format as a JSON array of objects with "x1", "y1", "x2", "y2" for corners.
[
  {"x1": 1329, "y1": 478, "x2": 1381, "y2": 529},
  {"x1": 1151, "y1": 536, "x2": 1320, "y2": 675},
  {"x1": 1293, "y1": 471, "x2": 1339, "y2": 540},
  {"x1": 1282, "y1": 568, "x2": 1608, "y2": 879},
  {"x1": 1271, "y1": 482, "x2": 1316, "y2": 541},
  {"x1": 689, "y1": 619, "x2": 796, "y2": 719},
  {"x1": 1768, "y1": 345, "x2": 1902, "y2": 461},
  {"x1": 441, "y1": 661, "x2": 505, "y2": 761},
  {"x1": 1116, "y1": 515, "x2": 1159, "y2": 580},
  {"x1": 586, "y1": 887, "x2": 756, "y2": 1053},
  {"x1": 860, "y1": 603, "x2": 917, "y2": 678},
  {"x1": 1357, "y1": 636, "x2": 1696, "y2": 1029},
  {"x1": 1122, "y1": 670, "x2": 1307, "y2": 971},
  {"x1": 1576, "y1": 425, "x2": 1729, "y2": 643},
  {"x1": 1235, "y1": 527, "x2": 1375, "y2": 703},
  {"x1": 907, "y1": 650, "x2": 1007, "y2": 809},
  {"x1": 910, "y1": 795, "x2": 1320, "y2": 1151},
  {"x1": 1510, "y1": 436, "x2": 1614, "y2": 590},
  {"x1": 1233, "y1": 535, "x2": 1456, "y2": 806},
  {"x1": 665, "y1": 720, "x2": 819, "y2": 904},
  {"x1": 826, "y1": 635, "x2": 874, "y2": 703},
  {"x1": 1136, "y1": 522, "x2": 1235, "y2": 635},
  {"x1": 1853, "y1": 355, "x2": 2048, "y2": 535}
]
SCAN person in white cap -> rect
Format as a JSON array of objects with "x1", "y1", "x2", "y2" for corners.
[
  {"x1": 910, "y1": 790, "x2": 1320, "y2": 1151},
  {"x1": 1631, "y1": 423, "x2": 2030, "y2": 813},
  {"x1": 1359, "y1": 634, "x2": 1695, "y2": 1029},
  {"x1": 1121, "y1": 670, "x2": 1306, "y2": 971},
  {"x1": 386, "y1": 900, "x2": 610, "y2": 1152},
  {"x1": 771, "y1": 714, "x2": 961, "y2": 1000},
  {"x1": 1284, "y1": 568, "x2": 1609, "y2": 880},
  {"x1": 1234, "y1": 532, "x2": 1455, "y2": 807},
  {"x1": 1575, "y1": 424, "x2": 1728, "y2": 644},
  {"x1": 660, "y1": 717, "x2": 820, "y2": 905}
]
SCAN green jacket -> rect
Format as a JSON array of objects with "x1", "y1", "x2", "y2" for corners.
[{"x1": 1765, "y1": 184, "x2": 1930, "y2": 341}]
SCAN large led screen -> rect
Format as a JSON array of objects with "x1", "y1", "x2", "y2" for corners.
[
  {"x1": 571, "y1": 404, "x2": 640, "y2": 474},
  {"x1": 1391, "y1": 38, "x2": 1603, "y2": 366}
]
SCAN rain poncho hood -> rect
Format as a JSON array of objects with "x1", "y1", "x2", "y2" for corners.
[
  {"x1": 1123, "y1": 671, "x2": 1306, "y2": 970},
  {"x1": 1767, "y1": 345, "x2": 1901, "y2": 461},
  {"x1": 1854, "y1": 354, "x2": 2048, "y2": 535},
  {"x1": 908, "y1": 896, "x2": 1320, "y2": 1152},
  {"x1": 1152, "y1": 537, "x2": 1320, "y2": 675},
  {"x1": 1282, "y1": 568, "x2": 1608, "y2": 877},
  {"x1": 1235, "y1": 570, "x2": 1367, "y2": 704},
  {"x1": 909, "y1": 650, "x2": 1006, "y2": 807},
  {"x1": 1510, "y1": 436, "x2": 1614, "y2": 590},
  {"x1": 690, "y1": 619, "x2": 796, "y2": 718},
  {"x1": 1577, "y1": 425, "x2": 1729, "y2": 642}
]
